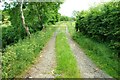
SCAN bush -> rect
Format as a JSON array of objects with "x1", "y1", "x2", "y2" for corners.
[
  {"x1": 75, "y1": 2, "x2": 120, "y2": 56},
  {"x1": 2, "y1": 26, "x2": 27, "y2": 48}
]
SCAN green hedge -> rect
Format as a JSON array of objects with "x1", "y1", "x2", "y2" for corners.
[{"x1": 75, "y1": 2, "x2": 120, "y2": 56}]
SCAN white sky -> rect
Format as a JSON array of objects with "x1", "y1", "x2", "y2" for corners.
[
  {"x1": 58, "y1": 0, "x2": 111, "y2": 17},
  {"x1": 0, "y1": 0, "x2": 12, "y2": 10},
  {"x1": 0, "y1": 0, "x2": 111, "y2": 14}
]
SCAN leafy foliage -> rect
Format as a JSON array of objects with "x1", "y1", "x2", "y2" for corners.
[
  {"x1": 75, "y1": 2, "x2": 120, "y2": 56},
  {"x1": 2, "y1": 2, "x2": 61, "y2": 48},
  {"x1": 2, "y1": 25, "x2": 56, "y2": 78},
  {"x1": 60, "y1": 16, "x2": 74, "y2": 21}
]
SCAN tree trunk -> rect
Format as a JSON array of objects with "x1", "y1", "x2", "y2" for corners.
[{"x1": 20, "y1": 0, "x2": 30, "y2": 36}]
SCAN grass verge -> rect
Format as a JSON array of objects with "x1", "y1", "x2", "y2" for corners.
[
  {"x1": 2, "y1": 25, "x2": 56, "y2": 78},
  {"x1": 67, "y1": 21, "x2": 119, "y2": 78},
  {"x1": 55, "y1": 25, "x2": 80, "y2": 78}
]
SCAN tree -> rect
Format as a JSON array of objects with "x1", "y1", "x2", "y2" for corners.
[
  {"x1": 72, "y1": 10, "x2": 79, "y2": 18},
  {"x1": 20, "y1": 0, "x2": 30, "y2": 36},
  {"x1": 2, "y1": 1, "x2": 62, "y2": 47}
]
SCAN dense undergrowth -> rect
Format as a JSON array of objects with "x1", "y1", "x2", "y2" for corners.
[
  {"x1": 55, "y1": 25, "x2": 80, "y2": 78},
  {"x1": 2, "y1": 25, "x2": 56, "y2": 78},
  {"x1": 67, "y1": 22, "x2": 119, "y2": 78}
]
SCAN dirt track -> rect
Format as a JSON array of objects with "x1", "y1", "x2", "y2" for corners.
[
  {"x1": 24, "y1": 32, "x2": 57, "y2": 78},
  {"x1": 66, "y1": 26, "x2": 112, "y2": 78},
  {"x1": 22, "y1": 24, "x2": 113, "y2": 78}
]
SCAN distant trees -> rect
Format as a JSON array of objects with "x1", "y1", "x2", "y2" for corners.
[
  {"x1": 72, "y1": 10, "x2": 79, "y2": 18},
  {"x1": 60, "y1": 16, "x2": 75, "y2": 21}
]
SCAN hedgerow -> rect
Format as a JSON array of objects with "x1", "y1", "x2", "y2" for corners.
[{"x1": 75, "y1": 1, "x2": 120, "y2": 57}]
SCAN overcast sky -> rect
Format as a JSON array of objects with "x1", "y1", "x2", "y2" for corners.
[
  {"x1": 58, "y1": 0, "x2": 111, "y2": 17},
  {"x1": 0, "y1": 0, "x2": 110, "y2": 15}
]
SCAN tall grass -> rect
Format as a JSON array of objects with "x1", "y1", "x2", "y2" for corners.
[
  {"x1": 2, "y1": 25, "x2": 56, "y2": 78},
  {"x1": 55, "y1": 25, "x2": 80, "y2": 78},
  {"x1": 67, "y1": 21, "x2": 119, "y2": 78}
]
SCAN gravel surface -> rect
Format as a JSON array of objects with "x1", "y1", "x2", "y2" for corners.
[
  {"x1": 66, "y1": 26, "x2": 113, "y2": 78},
  {"x1": 24, "y1": 32, "x2": 57, "y2": 78},
  {"x1": 22, "y1": 25, "x2": 113, "y2": 78}
]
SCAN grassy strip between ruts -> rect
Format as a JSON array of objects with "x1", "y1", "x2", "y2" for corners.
[
  {"x1": 2, "y1": 25, "x2": 56, "y2": 78},
  {"x1": 67, "y1": 21, "x2": 119, "y2": 79},
  {"x1": 55, "y1": 25, "x2": 80, "y2": 78}
]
